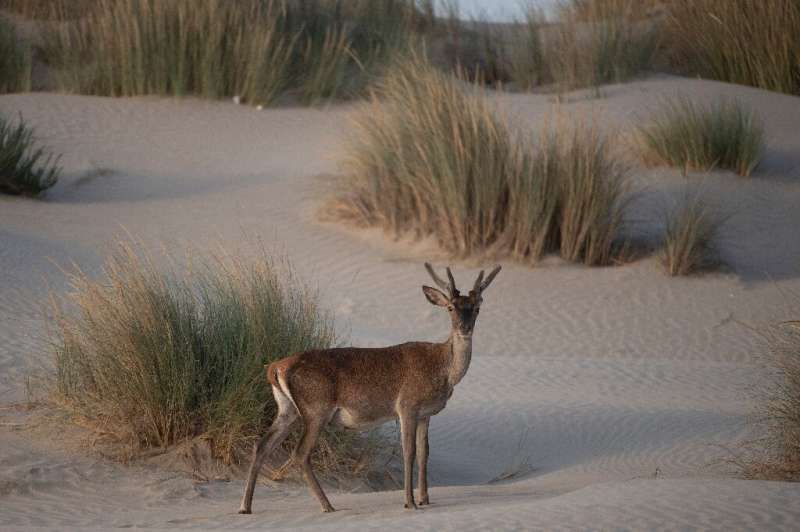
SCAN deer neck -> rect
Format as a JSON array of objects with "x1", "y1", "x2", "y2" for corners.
[{"x1": 445, "y1": 333, "x2": 473, "y2": 387}]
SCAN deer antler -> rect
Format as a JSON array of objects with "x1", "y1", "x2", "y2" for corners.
[
  {"x1": 478, "y1": 265, "x2": 502, "y2": 293},
  {"x1": 425, "y1": 262, "x2": 456, "y2": 297},
  {"x1": 472, "y1": 270, "x2": 485, "y2": 293}
]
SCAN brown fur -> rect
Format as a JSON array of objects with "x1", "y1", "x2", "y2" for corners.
[{"x1": 238, "y1": 263, "x2": 501, "y2": 515}]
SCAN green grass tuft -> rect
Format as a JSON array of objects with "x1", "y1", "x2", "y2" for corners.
[
  {"x1": 328, "y1": 55, "x2": 628, "y2": 266},
  {"x1": 52, "y1": 242, "x2": 342, "y2": 466},
  {"x1": 637, "y1": 97, "x2": 765, "y2": 177},
  {"x1": 0, "y1": 114, "x2": 60, "y2": 196}
]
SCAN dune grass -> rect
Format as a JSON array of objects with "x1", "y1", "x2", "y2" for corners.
[
  {"x1": 0, "y1": 114, "x2": 60, "y2": 196},
  {"x1": 546, "y1": 0, "x2": 659, "y2": 92},
  {"x1": 637, "y1": 97, "x2": 765, "y2": 177},
  {"x1": 755, "y1": 315, "x2": 800, "y2": 480},
  {"x1": 41, "y1": 0, "x2": 418, "y2": 105},
  {"x1": 665, "y1": 0, "x2": 800, "y2": 96},
  {"x1": 0, "y1": 15, "x2": 31, "y2": 94},
  {"x1": 0, "y1": 0, "x2": 99, "y2": 19},
  {"x1": 328, "y1": 55, "x2": 628, "y2": 266},
  {"x1": 660, "y1": 194, "x2": 722, "y2": 276},
  {"x1": 51, "y1": 242, "x2": 358, "y2": 468}
]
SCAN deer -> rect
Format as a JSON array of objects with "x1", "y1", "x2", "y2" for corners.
[{"x1": 238, "y1": 262, "x2": 502, "y2": 515}]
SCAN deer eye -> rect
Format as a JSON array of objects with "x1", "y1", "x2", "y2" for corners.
[{"x1": 447, "y1": 305, "x2": 454, "y2": 311}]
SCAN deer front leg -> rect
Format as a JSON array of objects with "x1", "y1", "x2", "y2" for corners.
[
  {"x1": 398, "y1": 409, "x2": 419, "y2": 510},
  {"x1": 415, "y1": 417, "x2": 430, "y2": 505}
]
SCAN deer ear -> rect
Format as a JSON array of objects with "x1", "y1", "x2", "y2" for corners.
[{"x1": 422, "y1": 286, "x2": 450, "y2": 307}]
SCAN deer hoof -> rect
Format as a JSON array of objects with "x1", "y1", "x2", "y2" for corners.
[
  {"x1": 238, "y1": 508, "x2": 251, "y2": 515},
  {"x1": 322, "y1": 505, "x2": 336, "y2": 513},
  {"x1": 419, "y1": 498, "x2": 430, "y2": 506},
  {"x1": 404, "y1": 502, "x2": 418, "y2": 510}
]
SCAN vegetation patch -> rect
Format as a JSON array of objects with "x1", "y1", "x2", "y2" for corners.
[
  {"x1": 328, "y1": 56, "x2": 628, "y2": 266},
  {"x1": 41, "y1": 0, "x2": 420, "y2": 105},
  {"x1": 743, "y1": 315, "x2": 800, "y2": 480},
  {"x1": 546, "y1": 0, "x2": 660, "y2": 92},
  {"x1": 0, "y1": 15, "x2": 31, "y2": 93},
  {"x1": 636, "y1": 97, "x2": 765, "y2": 177},
  {"x1": 660, "y1": 193, "x2": 722, "y2": 276},
  {"x1": 665, "y1": 0, "x2": 800, "y2": 96},
  {"x1": 51, "y1": 241, "x2": 374, "y2": 475},
  {"x1": 0, "y1": 114, "x2": 60, "y2": 196}
]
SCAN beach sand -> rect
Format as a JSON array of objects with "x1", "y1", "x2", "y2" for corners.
[{"x1": 2, "y1": 76, "x2": 800, "y2": 530}]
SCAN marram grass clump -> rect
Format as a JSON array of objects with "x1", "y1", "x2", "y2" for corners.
[
  {"x1": 51, "y1": 242, "x2": 357, "y2": 469},
  {"x1": 41, "y1": 0, "x2": 418, "y2": 105},
  {"x1": 660, "y1": 194, "x2": 722, "y2": 276},
  {"x1": 328, "y1": 56, "x2": 629, "y2": 266},
  {"x1": 665, "y1": 0, "x2": 800, "y2": 96},
  {"x1": 0, "y1": 114, "x2": 60, "y2": 196},
  {"x1": 637, "y1": 97, "x2": 765, "y2": 177}
]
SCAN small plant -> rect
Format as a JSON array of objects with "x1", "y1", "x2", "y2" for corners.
[
  {"x1": 660, "y1": 193, "x2": 722, "y2": 276},
  {"x1": 637, "y1": 97, "x2": 765, "y2": 177},
  {"x1": 328, "y1": 55, "x2": 628, "y2": 266},
  {"x1": 0, "y1": 15, "x2": 31, "y2": 93},
  {"x1": 0, "y1": 114, "x2": 60, "y2": 196},
  {"x1": 51, "y1": 241, "x2": 354, "y2": 469}
]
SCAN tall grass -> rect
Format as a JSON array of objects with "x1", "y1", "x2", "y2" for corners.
[
  {"x1": 637, "y1": 97, "x2": 765, "y2": 177},
  {"x1": 0, "y1": 0, "x2": 101, "y2": 19},
  {"x1": 660, "y1": 194, "x2": 721, "y2": 276},
  {"x1": 0, "y1": 15, "x2": 31, "y2": 93},
  {"x1": 328, "y1": 56, "x2": 628, "y2": 266},
  {"x1": 52, "y1": 242, "x2": 337, "y2": 465},
  {"x1": 41, "y1": 0, "x2": 418, "y2": 105},
  {"x1": 504, "y1": 7, "x2": 548, "y2": 90},
  {"x1": 0, "y1": 114, "x2": 60, "y2": 196},
  {"x1": 547, "y1": 0, "x2": 659, "y2": 92},
  {"x1": 755, "y1": 316, "x2": 800, "y2": 479},
  {"x1": 665, "y1": 0, "x2": 800, "y2": 96}
]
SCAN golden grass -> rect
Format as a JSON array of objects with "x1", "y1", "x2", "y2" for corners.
[
  {"x1": 41, "y1": 0, "x2": 418, "y2": 105},
  {"x1": 328, "y1": 55, "x2": 629, "y2": 266},
  {"x1": 664, "y1": 0, "x2": 800, "y2": 96}
]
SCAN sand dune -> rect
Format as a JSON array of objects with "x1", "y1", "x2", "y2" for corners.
[{"x1": 2, "y1": 76, "x2": 800, "y2": 530}]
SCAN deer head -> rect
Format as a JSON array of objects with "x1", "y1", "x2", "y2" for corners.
[{"x1": 422, "y1": 262, "x2": 501, "y2": 337}]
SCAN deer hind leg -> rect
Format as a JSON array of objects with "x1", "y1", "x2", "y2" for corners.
[
  {"x1": 415, "y1": 417, "x2": 430, "y2": 505},
  {"x1": 238, "y1": 385, "x2": 298, "y2": 514},
  {"x1": 399, "y1": 409, "x2": 419, "y2": 510},
  {"x1": 293, "y1": 410, "x2": 335, "y2": 513}
]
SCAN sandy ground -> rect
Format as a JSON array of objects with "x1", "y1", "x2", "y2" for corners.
[{"x1": 2, "y1": 76, "x2": 800, "y2": 530}]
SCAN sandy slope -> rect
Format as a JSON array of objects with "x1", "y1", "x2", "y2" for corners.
[{"x1": 2, "y1": 76, "x2": 800, "y2": 530}]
